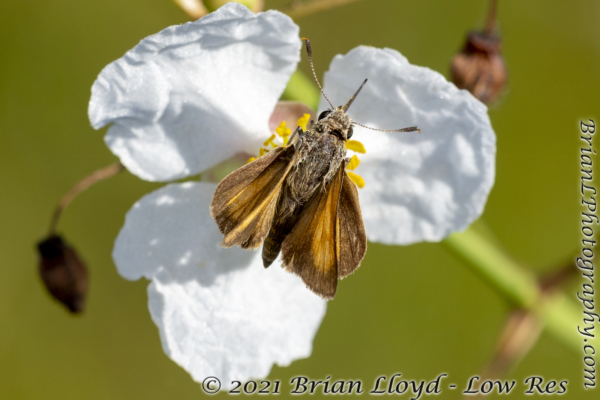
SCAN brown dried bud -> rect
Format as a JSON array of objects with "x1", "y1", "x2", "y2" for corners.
[
  {"x1": 37, "y1": 235, "x2": 88, "y2": 313},
  {"x1": 451, "y1": 31, "x2": 507, "y2": 105}
]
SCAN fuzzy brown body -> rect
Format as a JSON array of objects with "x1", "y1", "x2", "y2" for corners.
[
  {"x1": 262, "y1": 108, "x2": 350, "y2": 267},
  {"x1": 279, "y1": 110, "x2": 349, "y2": 217}
]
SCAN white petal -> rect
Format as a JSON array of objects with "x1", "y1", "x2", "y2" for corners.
[
  {"x1": 322, "y1": 47, "x2": 496, "y2": 245},
  {"x1": 89, "y1": 3, "x2": 301, "y2": 181},
  {"x1": 148, "y1": 255, "x2": 326, "y2": 388},
  {"x1": 113, "y1": 181, "x2": 251, "y2": 280},
  {"x1": 113, "y1": 182, "x2": 326, "y2": 386}
]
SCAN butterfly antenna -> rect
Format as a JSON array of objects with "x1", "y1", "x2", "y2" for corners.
[
  {"x1": 353, "y1": 122, "x2": 421, "y2": 134},
  {"x1": 343, "y1": 79, "x2": 368, "y2": 112},
  {"x1": 302, "y1": 38, "x2": 334, "y2": 109}
]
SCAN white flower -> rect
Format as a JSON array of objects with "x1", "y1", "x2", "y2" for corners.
[{"x1": 89, "y1": 3, "x2": 495, "y2": 389}]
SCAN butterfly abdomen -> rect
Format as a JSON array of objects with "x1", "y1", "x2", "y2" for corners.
[{"x1": 262, "y1": 190, "x2": 303, "y2": 267}]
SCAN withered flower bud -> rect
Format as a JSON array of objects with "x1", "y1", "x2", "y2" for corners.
[
  {"x1": 37, "y1": 235, "x2": 88, "y2": 313},
  {"x1": 451, "y1": 31, "x2": 507, "y2": 105}
]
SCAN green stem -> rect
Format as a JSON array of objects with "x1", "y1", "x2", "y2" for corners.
[
  {"x1": 443, "y1": 228, "x2": 539, "y2": 309},
  {"x1": 540, "y1": 292, "x2": 581, "y2": 352}
]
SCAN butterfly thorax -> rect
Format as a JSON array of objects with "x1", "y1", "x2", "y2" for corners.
[{"x1": 285, "y1": 107, "x2": 351, "y2": 209}]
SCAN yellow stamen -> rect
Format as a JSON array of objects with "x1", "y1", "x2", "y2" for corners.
[
  {"x1": 259, "y1": 148, "x2": 270, "y2": 156},
  {"x1": 276, "y1": 121, "x2": 291, "y2": 137},
  {"x1": 346, "y1": 155, "x2": 361, "y2": 171},
  {"x1": 296, "y1": 113, "x2": 311, "y2": 132},
  {"x1": 247, "y1": 157, "x2": 256, "y2": 164},
  {"x1": 346, "y1": 171, "x2": 365, "y2": 188},
  {"x1": 263, "y1": 133, "x2": 277, "y2": 147},
  {"x1": 346, "y1": 140, "x2": 366, "y2": 154},
  {"x1": 276, "y1": 121, "x2": 291, "y2": 145}
]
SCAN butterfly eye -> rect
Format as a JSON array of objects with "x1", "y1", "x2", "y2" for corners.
[
  {"x1": 331, "y1": 129, "x2": 344, "y2": 140},
  {"x1": 347, "y1": 126, "x2": 354, "y2": 139},
  {"x1": 318, "y1": 110, "x2": 332, "y2": 120}
]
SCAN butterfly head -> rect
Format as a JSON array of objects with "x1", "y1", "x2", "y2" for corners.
[
  {"x1": 316, "y1": 78, "x2": 368, "y2": 141},
  {"x1": 317, "y1": 107, "x2": 354, "y2": 141}
]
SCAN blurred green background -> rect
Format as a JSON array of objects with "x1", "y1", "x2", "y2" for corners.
[{"x1": 1, "y1": 0, "x2": 598, "y2": 398}]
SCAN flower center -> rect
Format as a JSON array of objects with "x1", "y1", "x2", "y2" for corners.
[{"x1": 248, "y1": 115, "x2": 367, "y2": 189}]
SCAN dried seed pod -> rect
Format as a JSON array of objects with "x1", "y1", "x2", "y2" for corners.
[
  {"x1": 37, "y1": 235, "x2": 88, "y2": 313},
  {"x1": 451, "y1": 31, "x2": 507, "y2": 105}
]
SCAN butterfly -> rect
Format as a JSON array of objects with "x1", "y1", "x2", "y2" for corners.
[{"x1": 210, "y1": 39, "x2": 419, "y2": 299}]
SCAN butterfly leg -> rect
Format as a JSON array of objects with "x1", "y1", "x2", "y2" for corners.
[{"x1": 288, "y1": 126, "x2": 303, "y2": 145}]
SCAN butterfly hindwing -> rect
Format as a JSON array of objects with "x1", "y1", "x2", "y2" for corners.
[
  {"x1": 281, "y1": 164, "x2": 344, "y2": 299},
  {"x1": 210, "y1": 146, "x2": 296, "y2": 249},
  {"x1": 336, "y1": 170, "x2": 367, "y2": 278}
]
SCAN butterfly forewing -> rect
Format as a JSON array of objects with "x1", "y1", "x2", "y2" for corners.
[{"x1": 210, "y1": 146, "x2": 297, "y2": 249}]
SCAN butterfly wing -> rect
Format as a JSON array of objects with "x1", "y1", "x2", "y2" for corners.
[
  {"x1": 336, "y1": 170, "x2": 367, "y2": 278},
  {"x1": 281, "y1": 163, "x2": 367, "y2": 299},
  {"x1": 210, "y1": 146, "x2": 296, "y2": 249},
  {"x1": 281, "y1": 164, "x2": 345, "y2": 299}
]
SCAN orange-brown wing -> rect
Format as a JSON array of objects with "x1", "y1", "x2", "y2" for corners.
[
  {"x1": 210, "y1": 146, "x2": 296, "y2": 249},
  {"x1": 336, "y1": 170, "x2": 367, "y2": 278},
  {"x1": 281, "y1": 164, "x2": 344, "y2": 299}
]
